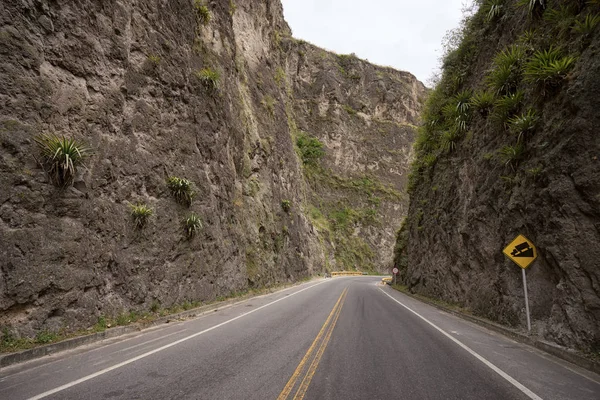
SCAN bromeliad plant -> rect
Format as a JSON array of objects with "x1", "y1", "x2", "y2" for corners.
[
  {"x1": 195, "y1": 68, "x2": 220, "y2": 91},
  {"x1": 524, "y1": 48, "x2": 577, "y2": 87},
  {"x1": 167, "y1": 176, "x2": 195, "y2": 206},
  {"x1": 130, "y1": 203, "x2": 153, "y2": 229},
  {"x1": 471, "y1": 91, "x2": 496, "y2": 116},
  {"x1": 34, "y1": 134, "x2": 91, "y2": 187},
  {"x1": 184, "y1": 213, "x2": 203, "y2": 239},
  {"x1": 508, "y1": 109, "x2": 538, "y2": 142}
]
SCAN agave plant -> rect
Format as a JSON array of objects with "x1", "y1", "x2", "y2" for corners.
[
  {"x1": 167, "y1": 176, "x2": 195, "y2": 206},
  {"x1": 34, "y1": 134, "x2": 91, "y2": 187},
  {"x1": 130, "y1": 203, "x2": 153, "y2": 229},
  {"x1": 184, "y1": 213, "x2": 203, "y2": 239}
]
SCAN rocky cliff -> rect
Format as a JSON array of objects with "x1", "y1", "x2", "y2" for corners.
[
  {"x1": 0, "y1": 0, "x2": 424, "y2": 340},
  {"x1": 397, "y1": 0, "x2": 600, "y2": 353}
]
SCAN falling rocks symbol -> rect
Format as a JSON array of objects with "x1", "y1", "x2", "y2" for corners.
[{"x1": 511, "y1": 242, "x2": 534, "y2": 258}]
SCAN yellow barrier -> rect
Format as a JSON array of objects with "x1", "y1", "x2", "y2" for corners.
[{"x1": 330, "y1": 271, "x2": 364, "y2": 277}]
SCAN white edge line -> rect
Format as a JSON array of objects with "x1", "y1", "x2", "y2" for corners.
[
  {"x1": 27, "y1": 280, "x2": 330, "y2": 400},
  {"x1": 378, "y1": 288, "x2": 543, "y2": 400}
]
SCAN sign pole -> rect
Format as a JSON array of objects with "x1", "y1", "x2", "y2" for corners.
[
  {"x1": 393, "y1": 273, "x2": 396, "y2": 286},
  {"x1": 522, "y1": 268, "x2": 531, "y2": 332}
]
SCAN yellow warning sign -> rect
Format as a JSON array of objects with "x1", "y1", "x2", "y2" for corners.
[{"x1": 503, "y1": 234, "x2": 537, "y2": 269}]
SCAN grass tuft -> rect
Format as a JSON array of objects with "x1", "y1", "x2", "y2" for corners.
[
  {"x1": 194, "y1": 1, "x2": 211, "y2": 25},
  {"x1": 281, "y1": 199, "x2": 291, "y2": 213}
]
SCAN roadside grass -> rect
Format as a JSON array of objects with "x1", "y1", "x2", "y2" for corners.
[{"x1": 0, "y1": 277, "x2": 322, "y2": 354}]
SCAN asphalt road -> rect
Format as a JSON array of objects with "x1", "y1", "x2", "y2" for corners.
[{"x1": 1, "y1": 277, "x2": 599, "y2": 400}]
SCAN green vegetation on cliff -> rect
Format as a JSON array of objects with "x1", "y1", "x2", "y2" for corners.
[{"x1": 400, "y1": 0, "x2": 600, "y2": 353}]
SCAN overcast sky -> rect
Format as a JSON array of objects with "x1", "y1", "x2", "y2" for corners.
[{"x1": 281, "y1": 0, "x2": 466, "y2": 85}]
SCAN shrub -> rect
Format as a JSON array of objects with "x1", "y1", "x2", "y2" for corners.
[
  {"x1": 296, "y1": 132, "x2": 325, "y2": 166},
  {"x1": 130, "y1": 203, "x2": 153, "y2": 229},
  {"x1": 194, "y1": 1, "x2": 211, "y2": 25},
  {"x1": 195, "y1": 68, "x2": 220, "y2": 91},
  {"x1": 34, "y1": 134, "x2": 91, "y2": 187},
  {"x1": 508, "y1": 109, "x2": 538, "y2": 141},
  {"x1": 499, "y1": 143, "x2": 525, "y2": 169},
  {"x1": 167, "y1": 176, "x2": 195, "y2": 206},
  {"x1": 184, "y1": 213, "x2": 203, "y2": 238},
  {"x1": 471, "y1": 91, "x2": 495, "y2": 115},
  {"x1": 524, "y1": 48, "x2": 577, "y2": 86},
  {"x1": 281, "y1": 199, "x2": 291, "y2": 213}
]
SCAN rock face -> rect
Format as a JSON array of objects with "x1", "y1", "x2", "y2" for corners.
[
  {"x1": 398, "y1": 0, "x2": 600, "y2": 353},
  {"x1": 0, "y1": 0, "x2": 424, "y2": 338}
]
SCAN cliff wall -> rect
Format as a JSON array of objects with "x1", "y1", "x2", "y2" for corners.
[{"x1": 0, "y1": 0, "x2": 424, "y2": 339}]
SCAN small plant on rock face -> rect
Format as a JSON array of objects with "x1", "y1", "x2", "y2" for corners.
[
  {"x1": 483, "y1": 0, "x2": 505, "y2": 22},
  {"x1": 130, "y1": 203, "x2": 153, "y2": 229},
  {"x1": 194, "y1": 1, "x2": 211, "y2": 25},
  {"x1": 184, "y1": 213, "x2": 203, "y2": 238},
  {"x1": 573, "y1": 14, "x2": 600, "y2": 35},
  {"x1": 493, "y1": 90, "x2": 524, "y2": 123},
  {"x1": 499, "y1": 143, "x2": 525, "y2": 170},
  {"x1": 440, "y1": 128, "x2": 462, "y2": 153},
  {"x1": 524, "y1": 48, "x2": 577, "y2": 87},
  {"x1": 195, "y1": 68, "x2": 220, "y2": 91},
  {"x1": 471, "y1": 91, "x2": 496, "y2": 116},
  {"x1": 508, "y1": 109, "x2": 538, "y2": 141},
  {"x1": 148, "y1": 54, "x2": 161, "y2": 65},
  {"x1": 34, "y1": 134, "x2": 91, "y2": 187},
  {"x1": 487, "y1": 45, "x2": 526, "y2": 95},
  {"x1": 516, "y1": 0, "x2": 546, "y2": 16},
  {"x1": 167, "y1": 176, "x2": 195, "y2": 206},
  {"x1": 281, "y1": 199, "x2": 291, "y2": 213}
]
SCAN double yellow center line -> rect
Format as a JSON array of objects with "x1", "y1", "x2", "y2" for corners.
[{"x1": 277, "y1": 287, "x2": 348, "y2": 400}]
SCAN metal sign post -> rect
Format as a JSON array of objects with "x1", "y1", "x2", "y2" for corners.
[
  {"x1": 392, "y1": 267, "x2": 398, "y2": 285},
  {"x1": 503, "y1": 234, "x2": 537, "y2": 333},
  {"x1": 522, "y1": 268, "x2": 531, "y2": 332}
]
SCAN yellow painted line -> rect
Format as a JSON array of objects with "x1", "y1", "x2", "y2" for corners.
[
  {"x1": 277, "y1": 288, "x2": 348, "y2": 400},
  {"x1": 292, "y1": 288, "x2": 347, "y2": 400}
]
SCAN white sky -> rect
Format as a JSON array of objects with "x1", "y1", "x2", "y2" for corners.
[{"x1": 281, "y1": 0, "x2": 466, "y2": 85}]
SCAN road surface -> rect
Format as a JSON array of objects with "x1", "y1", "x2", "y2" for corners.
[{"x1": 1, "y1": 277, "x2": 599, "y2": 399}]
